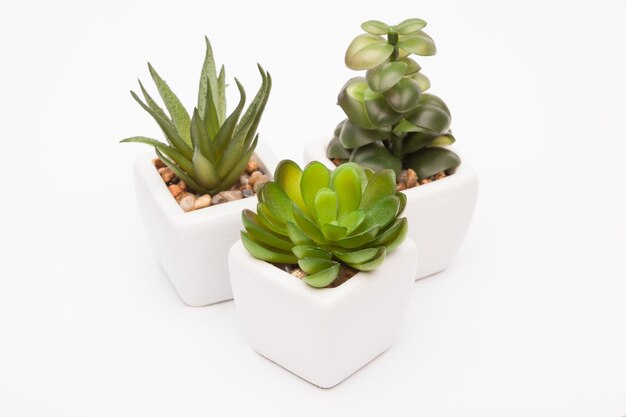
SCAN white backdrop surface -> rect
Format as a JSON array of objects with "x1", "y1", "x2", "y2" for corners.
[{"x1": 1, "y1": 1, "x2": 625, "y2": 416}]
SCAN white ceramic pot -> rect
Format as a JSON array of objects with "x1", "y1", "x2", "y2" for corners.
[
  {"x1": 303, "y1": 137, "x2": 478, "y2": 280},
  {"x1": 228, "y1": 238, "x2": 418, "y2": 388},
  {"x1": 133, "y1": 142, "x2": 278, "y2": 307}
]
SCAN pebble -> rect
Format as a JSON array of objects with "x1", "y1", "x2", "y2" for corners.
[
  {"x1": 178, "y1": 193, "x2": 196, "y2": 212},
  {"x1": 290, "y1": 268, "x2": 307, "y2": 279},
  {"x1": 248, "y1": 170, "x2": 263, "y2": 186},
  {"x1": 153, "y1": 158, "x2": 166, "y2": 169},
  {"x1": 435, "y1": 171, "x2": 447, "y2": 180},
  {"x1": 168, "y1": 184, "x2": 183, "y2": 198},
  {"x1": 397, "y1": 170, "x2": 408, "y2": 184},
  {"x1": 406, "y1": 169, "x2": 418, "y2": 188},
  {"x1": 193, "y1": 194, "x2": 212, "y2": 210},
  {"x1": 396, "y1": 183, "x2": 407, "y2": 191},
  {"x1": 420, "y1": 178, "x2": 432, "y2": 185},
  {"x1": 239, "y1": 174, "x2": 250, "y2": 186},
  {"x1": 158, "y1": 167, "x2": 175, "y2": 183},
  {"x1": 211, "y1": 194, "x2": 227, "y2": 205},
  {"x1": 177, "y1": 180, "x2": 187, "y2": 191},
  {"x1": 253, "y1": 175, "x2": 270, "y2": 193},
  {"x1": 245, "y1": 160, "x2": 258, "y2": 174},
  {"x1": 220, "y1": 190, "x2": 243, "y2": 202},
  {"x1": 242, "y1": 188, "x2": 254, "y2": 198}
]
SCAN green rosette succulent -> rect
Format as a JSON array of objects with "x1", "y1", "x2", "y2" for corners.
[
  {"x1": 121, "y1": 37, "x2": 271, "y2": 195},
  {"x1": 241, "y1": 160, "x2": 409, "y2": 288},
  {"x1": 327, "y1": 18, "x2": 461, "y2": 179}
]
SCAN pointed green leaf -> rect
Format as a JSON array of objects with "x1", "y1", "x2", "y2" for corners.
[
  {"x1": 130, "y1": 91, "x2": 193, "y2": 159},
  {"x1": 198, "y1": 37, "x2": 220, "y2": 122},
  {"x1": 192, "y1": 146, "x2": 219, "y2": 189},
  {"x1": 217, "y1": 65, "x2": 226, "y2": 123},
  {"x1": 405, "y1": 147, "x2": 461, "y2": 178},
  {"x1": 120, "y1": 136, "x2": 193, "y2": 175},
  {"x1": 215, "y1": 135, "x2": 258, "y2": 193},
  {"x1": 241, "y1": 231, "x2": 298, "y2": 264},
  {"x1": 345, "y1": 34, "x2": 394, "y2": 70},
  {"x1": 302, "y1": 264, "x2": 340, "y2": 288},
  {"x1": 148, "y1": 63, "x2": 191, "y2": 145},
  {"x1": 155, "y1": 148, "x2": 209, "y2": 194},
  {"x1": 214, "y1": 79, "x2": 246, "y2": 157},
  {"x1": 191, "y1": 109, "x2": 216, "y2": 162},
  {"x1": 138, "y1": 79, "x2": 170, "y2": 122},
  {"x1": 396, "y1": 18, "x2": 427, "y2": 35}
]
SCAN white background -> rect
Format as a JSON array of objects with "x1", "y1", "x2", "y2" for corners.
[{"x1": 1, "y1": 0, "x2": 625, "y2": 415}]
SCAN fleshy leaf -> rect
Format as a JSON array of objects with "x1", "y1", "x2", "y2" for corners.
[
  {"x1": 333, "y1": 246, "x2": 383, "y2": 265},
  {"x1": 260, "y1": 182, "x2": 295, "y2": 224},
  {"x1": 338, "y1": 78, "x2": 376, "y2": 129},
  {"x1": 242, "y1": 210, "x2": 293, "y2": 251},
  {"x1": 345, "y1": 34, "x2": 394, "y2": 70},
  {"x1": 349, "y1": 143, "x2": 402, "y2": 175},
  {"x1": 302, "y1": 264, "x2": 340, "y2": 288},
  {"x1": 330, "y1": 163, "x2": 362, "y2": 220},
  {"x1": 396, "y1": 31, "x2": 437, "y2": 56},
  {"x1": 396, "y1": 18, "x2": 427, "y2": 35},
  {"x1": 120, "y1": 137, "x2": 193, "y2": 175},
  {"x1": 313, "y1": 188, "x2": 338, "y2": 225},
  {"x1": 292, "y1": 245, "x2": 333, "y2": 260},
  {"x1": 369, "y1": 218, "x2": 408, "y2": 252},
  {"x1": 192, "y1": 146, "x2": 219, "y2": 189},
  {"x1": 364, "y1": 195, "x2": 400, "y2": 229},
  {"x1": 403, "y1": 131, "x2": 438, "y2": 154},
  {"x1": 301, "y1": 161, "x2": 331, "y2": 218},
  {"x1": 366, "y1": 61, "x2": 408, "y2": 93},
  {"x1": 197, "y1": 36, "x2": 220, "y2": 123},
  {"x1": 360, "y1": 169, "x2": 397, "y2": 210},
  {"x1": 399, "y1": 58, "x2": 422, "y2": 75},
  {"x1": 339, "y1": 120, "x2": 389, "y2": 149},
  {"x1": 383, "y1": 78, "x2": 422, "y2": 113},
  {"x1": 326, "y1": 136, "x2": 352, "y2": 159},
  {"x1": 405, "y1": 147, "x2": 461, "y2": 178},
  {"x1": 361, "y1": 20, "x2": 389, "y2": 35},
  {"x1": 148, "y1": 63, "x2": 191, "y2": 145},
  {"x1": 241, "y1": 231, "x2": 297, "y2": 264},
  {"x1": 275, "y1": 160, "x2": 307, "y2": 212},
  {"x1": 406, "y1": 93, "x2": 451, "y2": 133},
  {"x1": 364, "y1": 88, "x2": 403, "y2": 126},
  {"x1": 321, "y1": 223, "x2": 348, "y2": 241},
  {"x1": 349, "y1": 249, "x2": 386, "y2": 271}
]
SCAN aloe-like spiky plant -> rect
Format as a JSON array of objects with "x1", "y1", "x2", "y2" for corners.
[
  {"x1": 121, "y1": 37, "x2": 272, "y2": 195},
  {"x1": 241, "y1": 160, "x2": 408, "y2": 288},
  {"x1": 327, "y1": 18, "x2": 461, "y2": 179}
]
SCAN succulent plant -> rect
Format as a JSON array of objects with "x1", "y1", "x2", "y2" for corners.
[
  {"x1": 241, "y1": 160, "x2": 408, "y2": 288},
  {"x1": 121, "y1": 37, "x2": 271, "y2": 195},
  {"x1": 327, "y1": 18, "x2": 461, "y2": 179}
]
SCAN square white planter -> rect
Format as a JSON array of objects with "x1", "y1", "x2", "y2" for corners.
[
  {"x1": 228, "y1": 238, "x2": 418, "y2": 388},
  {"x1": 304, "y1": 137, "x2": 478, "y2": 280},
  {"x1": 133, "y1": 142, "x2": 278, "y2": 306}
]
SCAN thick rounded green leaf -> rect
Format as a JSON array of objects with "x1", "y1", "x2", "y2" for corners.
[
  {"x1": 293, "y1": 206, "x2": 325, "y2": 243},
  {"x1": 326, "y1": 136, "x2": 352, "y2": 159},
  {"x1": 286, "y1": 222, "x2": 313, "y2": 245},
  {"x1": 339, "y1": 120, "x2": 389, "y2": 149},
  {"x1": 392, "y1": 119, "x2": 424, "y2": 134},
  {"x1": 257, "y1": 203, "x2": 288, "y2": 234},
  {"x1": 241, "y1": 231, "x2": 298, "y2": 264},
  {"x1": 350, "y1": 143, "x2": 402, "y2": 175},
  {"x1": 406, "y1": 94, "x2": 451, "y2": 133},
  {"x1": 383, "y1": 78, "x2": 422, "y2": 113},
  {"x1": 301, "y1": 161, "x2": 331, "y2": 216},
  {"x1": 292, "y1": 245, "x2": 332, "y2": 260},
  {"x1": 403, "y1": 131, "x2": 438, "y2": 154},
  {"x1": 321, "y1": 223, "x2": 348, "y2": 241},
  {"x1": 339, "y1": 209, "x2": 366, "y2": 234},
  {"x1": 361, "y1": 20, "x2": 389, "y2": 35},
  {"x1": 330, "y1": 163, "x2": 363, "y2": 219},
  {"x1": 334, "y1": 119, "x2": 347, "y2": 137},
  {"x1": 411, "y1": 72, "x2": 431, "y2": 92},
  {"x1": 345, "y1": 34, "x2": 394, "y2": 70},
  {"x1": 397, "y1": 31, "x2": 436, "y2": 56},
  {"x1": 399, "y1": 57, "x2": 422, "y2": 75},
  {"x1": 365, "y1": 195, "x2": 401, "y2": 229},
  {"x1": 274, "y1": 160, "x2": 307, "y2": 212},
  {"x1": 335, "y1": 225, "x2": 379, "y2": 249},
  {"x1": 338, "y1": 78, "x2": 376, "y2": 129},
  {"x1": 241, "y1": 210, "x2": 293, "y2": 251},
  {"x1": 396, "y1": 18, "x2": 427, "y2": 35},
  {"x1": 349, "y1": 249, "x2": 386, "y2": 271},
  {"x1": 430, "y1": 132, "x2": 456, "y2": 147},
  {"x1": 405, "y1": 147, "x2": 461, "y2": 178},
  {"x1": 260, "y1": 182, "x2": 295, "y2": 224},
  {"x1": 364, "y1": 89, "x2": 403, "y2": 126},
  {"x1": 369, "y1": 218, "x2": 408, "y2": 252},
  {"x1": 314, "y1": 188, "x2": 338, "y2": 225},
  {"x1": 302, "y1": 264, "x2": 340, "y2": 288},
  {"x1": 299, "y1": 257, "x2": 339, "y2": 275},
  {"x1": 360, "y1": 169, "x2": 397, "y2": 210},
  {"x1": 366, "y1": 62, "x2": 408, "y2": 93},
  {"x1": 333, "y1": 246, "x2": 383, "y2": 265}
]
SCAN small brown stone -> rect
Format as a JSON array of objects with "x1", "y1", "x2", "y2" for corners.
[
  {"x1": 406, "y1": 169, "x2": 418, "y2": 188},
  {"x1": 331, "y1": 158, "x2": 346, "y2": 166},
  {"x1": 153, "y1": 158, "x2": 166, "y2": 169},
  {"x1": 248, "y1": 170, "x2": 263, "y2": 186},
  {"x1": 397, "y1": 170, "x2": 408, "y2": 184},
  {"x1": 435, "y1": 171, "x2": 447, "y2": 180},
  {"x1": 220, "y1": 190, "x2": 243, "y2": 202},
  {"x1": 193, "y1": 194, "x2": 212, "y2": 210},
  {"x1": 168, "y1": 184, "x2": 183, "y2": 198},
  {"x1": 239, "y1": 174, "x2": 250, "y2": 186},
  {"x1": 253, "y1": 175, "x2": 270, "y2": 193},
  {"x1": 177, "y1": 180, "x2": 187, "y2": 191},
  {"x1": 245, "y1": 160, "x2": 259, "y2": 174},
  {"x1": 396, "y1": 183, "x2": 407, "y2": 191},
  {"x1": 158, "y1": 167, "x2": 175, "y2": 183},
  {"x1": 290, "y1": 268, "x2": 307, "y2": 279},
  {"x1": 211, "y1": 194, "x2": 227, "y2": 205},
  {"x1": 420, "y1": 178, "x2": 432, "y2": 185},
  {"x1": 242, "y1": 188, "x2": 254, "y2": 198},
  {"x1": 178, "y1": 193, "x2": 196, "y2": 212}
]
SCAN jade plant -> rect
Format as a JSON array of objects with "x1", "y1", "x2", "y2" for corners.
[
  {"x1": 327, "y1": 18, "x2": 460, "y2": 179},
  {"x1": 241, "y1": 160, "x2": 408, "y2": 288},
  {"x1": 121, "y1": 37, "x2": 271, "y2": 195}
]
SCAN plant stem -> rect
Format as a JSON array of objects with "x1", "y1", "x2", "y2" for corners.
[
  {"x1": 387, "y1": 29, "x2": 398, "y2": 62},
  {"x1": 387, "y1": 29, "x2": 403, "y2": 163},
  {"x1": 390, "y1": 134, "x2": 403, "y2": 158}
]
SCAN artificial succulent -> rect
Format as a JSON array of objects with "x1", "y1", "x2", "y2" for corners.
[
  {"x1": 241, "y1": 160, "x2": 408, "y2": 288},
  {"x1": 121, "y1": 37, "x2": 271, "y2": 195},
  {"x1": 327, "y1": 18, "x2": 461, "y2": 179}
]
